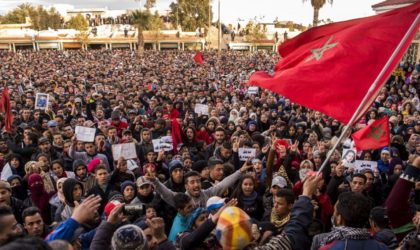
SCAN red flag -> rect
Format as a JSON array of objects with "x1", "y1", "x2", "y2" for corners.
[
  {"x1": 249, "y1": 2, "x2": 420, "y2": 124},
  {"x1": 352, "y1": 116, "x2": 390, "y2": 151},
  {"x1": 0, "y1": 88, "x2": 13, "y2": 132},
  {"x1": 194, "y1": 51, "x2": 204, "y2": 65},
  {"x1": 171, "y1": 118, "x2": 182, "y2": 154}
]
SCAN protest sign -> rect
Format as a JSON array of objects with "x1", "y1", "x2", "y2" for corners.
[
  {"x1": 248, "y1": 86, "x2": 258, "y2": 94},
  {"x1": 238, "y1": 148, "x2": 256, "y2": 161},
  {"x1": 354, "y1": 160, "x2": 378, "y2": 173},
  {"x1": 75, "y1": 126, "x2": 96, "y2": 142},
  {"x1": 112, "y1": 143, "x2": 137, "y2": 160},
  {"x1": 35, "y1": 93, "x2": 49, "y2": 110},
  {"x1": 194, "y1": 103, "x2": 209, "y2": 116},
  {"x1": 342, "y1": 148, "x2": 356, "y2": 168},
  {"x1": 153, "y1": 136, "x2": 173, "y2": 152}
]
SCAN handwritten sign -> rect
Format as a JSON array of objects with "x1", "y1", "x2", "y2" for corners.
[
  {"x1": 238, "y1": 148, "x2": 256, "y2": 161},
  {"x1": 112, "y1": 143, "x2": 137, "y2": 160},
  {"x1": 247, "y1": 87, "x2": 258, "y2": 95},
  {"x1": 152, "y1": 136, "x2": 173, "y2": 152},
  {"x1": 194, "y1": 104, "x2": 209, "y2": 116},
  {"x1": 354, "y1": 160, "x2": 378, "y2": 173},
  {"x1": 75, "y1": 126, "x2": 96, "y2": 142}
]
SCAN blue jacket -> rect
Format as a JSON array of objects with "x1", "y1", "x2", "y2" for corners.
[{"x1": 45, "y1": 218, "x2": 80, "y2": 242}]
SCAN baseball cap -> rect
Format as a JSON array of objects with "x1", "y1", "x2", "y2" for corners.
[
  {"x1": 47, "y1": 120, "x2": 58, "y2": 128},
  {"x1": 206, "y1": 196, "x2": 226, "y2": 213},
  {"x1": 271, "y1": 176, "x2": 287, "y2": 188}
]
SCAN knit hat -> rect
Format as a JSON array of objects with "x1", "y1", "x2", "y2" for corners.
[
  {"x1": 87, "y1": 158, "x2": 101, "y2": 173},
  {"x1": 187, "y1": 207, "x2": 207, "y2": 229},
  {"x1": 6, "y1": 175, "x2": 22, "y2": 184},
  {"x1": 111, "y1": 224, "x2": 147, "y2": 250},
  {"x1": 271, "y1": 176, "x2": 287, "y2": 188},
  {"x1": 121, "y1": 180, "x2": 136, "y2": 193},
  {"x1": 192, "y1": 160, "x2": 208, "y2": 173},
  {"x1": 206, "y1": 196, "x2": 226, "y2": 213},
  {"x1": 104, "y1": 200, "x2": 122, "y2": 218},
  {"x1": 215, "y1": 207, "x2": 253, "y2": 250},
  {"x1": 168, "y1": 160, "x2": 183, "y2": 174},
  {"x1": 381, "y1": 147, "x2": 390, "y2": 155},
  {"x1": 0, "y1": 180, "x2": 11, "y2": 192},
  {"x1": 136, "y1": 176, "x2": 153, "y2": 188}
]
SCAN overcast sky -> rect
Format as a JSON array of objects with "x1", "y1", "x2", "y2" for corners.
[{"x1": 1, "y1": 0, "x2": 380, "y2": 25}]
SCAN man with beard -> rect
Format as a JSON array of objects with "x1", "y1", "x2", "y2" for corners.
[
  {"x1": 0, "y1": 205, "x2": 23, "y2": 246},
  {"x1": 206, "y1": 127, "x2": 226, "y2": 160}
]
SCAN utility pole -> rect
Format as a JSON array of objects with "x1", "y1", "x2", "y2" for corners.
[{"x1": 218, "y1": 0, "x2": 221, "y2": 52}]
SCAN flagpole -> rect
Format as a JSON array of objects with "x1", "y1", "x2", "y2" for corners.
[{"x1": 317, "y1": 13, "x2": 420, "y2": 175}]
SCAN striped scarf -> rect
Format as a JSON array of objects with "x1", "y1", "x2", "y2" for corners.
[{"x1": 321, "y1": 226, "x2": 371, "y2": 246}]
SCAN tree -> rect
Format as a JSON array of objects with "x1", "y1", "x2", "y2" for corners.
[
  {"x1": 0, "y1": 3, "x2": 63, "y2": 30},
  {"x1": 244, "y1": 18, "x2": 267, "y2": 45},
  {"x1": 303, "y1": 0, "x2": 333, "y2": 27},
  {"x1": 149, "y1": 11, "x2": 163, "y2": 48},
  {"x1": 131, "y1": 0, "x2": 156, "y2": 55},
  {"x1": 169, "y1": 0, "x2": 211, "y2": 32},
  {"x1": 66, "y1": 14, "x2": 88, "y2": 31}
]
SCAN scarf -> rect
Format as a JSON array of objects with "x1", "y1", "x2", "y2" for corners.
[
  {"x1": 242, "y1": 191, "x2": 258, "y2": 206},
  {"x1": 271, "y1": 211, "x2": 290, "y2": 230},
  {"x1": 320, "y1": 226, "x2": 371, "y2": 246}
]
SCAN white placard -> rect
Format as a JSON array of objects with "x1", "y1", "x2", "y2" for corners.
[
  {"x1": 354, "y1": 160, "x2": 378, "y2": 173},
  {"x1": 342, "y1": 148, "x2": 356, "y2": 168},
  {"x1": 153, "y1": 136, "x2": 173, "y2": 152},
  {"x1": 75, "y1": 126, "x2": 96, "y2": 142},
  {"x1": 112, "y1": 143, "x2": 137, "y2": 160},
  {"x1": 35, "y1": 93, "x2": 49, "y2": 110},
  {"x1": 247, "y1": 86, "x2": 258, "y2": 95},
  {"x1": 194, "y1": 104, "x2": 209, "y2": 116},
  {"x1": 238, "y1": 148, "x2": 256, "y2": 161}
]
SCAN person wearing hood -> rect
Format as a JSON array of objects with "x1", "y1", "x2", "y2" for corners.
[
  {"x1": 73, "y1": 159, "x2": 95, "y2": 194},
  {"x1": 61, "y1": 178, "x2": 84, "y2": 221},
  {"x1": 7, "y1": 175, "x2": 28, "y2": 201},
  {"x1": 369, "y1": 206, "x2": 398, "y2": 249},
  {"x1": 27, "y1": 173, "x2": 53, "y2": 225},
  {"x1": 49, "y1": 177, "x2": 67, "y2": 223},
  {"x1": 1, "y1": 154, "x2": 24, "y2": 181}
]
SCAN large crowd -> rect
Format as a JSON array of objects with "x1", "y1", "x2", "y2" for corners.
[{"x1": 0, "y1": 48, "x2": 419, "y2": 250}]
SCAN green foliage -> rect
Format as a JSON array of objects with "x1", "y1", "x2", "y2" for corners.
[
  {"x1": 0, "y1": 3, "x2": 63, "y2": 30},
  {"x1": 169, "y1": 0, "x2": 211, "y2": 31},
  {"x1": 244, "y1": 18, "x2": 267, "y2": 43},
  {"x1": 303, "y1": 0, "x2": 334, "y2": 27},
  {"x1": 66, "y1": 14, "x2": 88, "y2": 31}
]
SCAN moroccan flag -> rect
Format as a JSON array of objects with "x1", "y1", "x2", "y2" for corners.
[
  {"x1": 249, "y1": 2, "x2": 420, "y2": 124},
  {"x1": 0, "y1": 88, "x2": 13, "y2": 132},
  {"x1": 171, "y1": 118, "x2": 182, "y2": 154},
  {"x1": 352, "y1": 116, "x2": 390, "y2": 151},
  {"x1": 194, "y1": 51, "x2": 204, "y2": 65}
]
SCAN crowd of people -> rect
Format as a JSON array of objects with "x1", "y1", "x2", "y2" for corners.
[{"x1": 0, "y1": 48, "x2": 419, "y2": 250}]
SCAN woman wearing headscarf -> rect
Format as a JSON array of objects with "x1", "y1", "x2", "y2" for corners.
[
  {"x1": 27, "y1": 173, "x2": 53, "y2": 224},
  {"x1": 49, "y1": 177, "x2": 67, "y2": 223}
]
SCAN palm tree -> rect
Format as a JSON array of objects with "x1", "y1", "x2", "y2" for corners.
[
  {"x1": 303, "y1": 0, "x2": 333, "y2": 27},
  {"x1": 131, "y1": 9, "x2": 152, "y2": 55}
]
